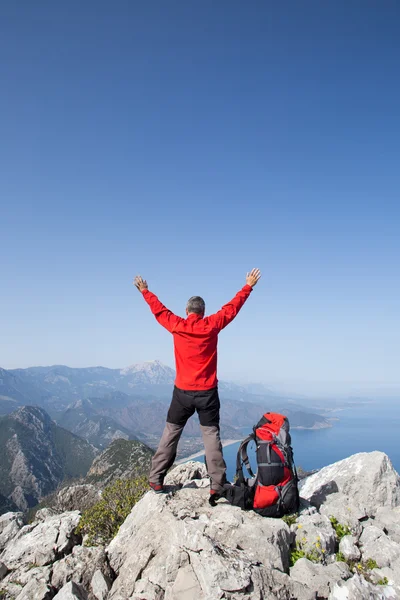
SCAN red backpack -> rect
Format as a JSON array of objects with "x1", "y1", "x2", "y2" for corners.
[{"x1": 221, "y1": 412, "x2": 300, "y2": 517}]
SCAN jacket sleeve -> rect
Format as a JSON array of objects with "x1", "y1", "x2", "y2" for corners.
[
  {"x1": 141, "y1": 289, "x2": 183, "y2": 333},
  {"x1": 209, "y1": 284, "x2": 253, "y2": 331}
]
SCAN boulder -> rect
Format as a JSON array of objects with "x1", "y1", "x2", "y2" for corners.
[
  {"x1": 329, "y1": 573, "x2": 397, "y2": 599},
  {"x1": 292, "y1": 512, "x2": 336, "y2": 558},
  {"x1": 0, "y1": 512, "x2": 25, "y2": 551},
  {"x1": 374, "y1": 506, "x2": 400, "y2": 544},
  {"x1": 2, "y1": 565, "x2": 51, "y2": 587},
  {"x1": 34, "y1": 508, "x2": 58, "y2": 522},
  {"x1": 300, "y1": 452, "x2": 400, "y2": 526},
  {"x1": 51, "y1": 545, "x2": 113, "y2": 598},
  {"x1": 0, "y1": 511, "x2": 81, "y2": 570},
  {"x1": 290, "y1": 557, "x2": 351, "y2": 598},
  {"x1": 90, "y1": 570, "x2": 112, "y2": 600},
  {"x1": 359, "y1": 525, "x2": 400, "y2": 568},
  {"x1": 164, "y1": 461, "x2": 208, "y2": 487},
  {"x1": 106, "y1": 461, "x2": 303, "y2": 599},
  {"x1": 53, "y1": 581, "x2": 88, "y2": 599},
  {"x1": 339, "y1": 535, "x2": 361, "y2": 561},
  {"x1": 56, "y1": 485, "x2": 101, "y2": 513},
  {"x1": 15, "y1": 578, "x2": 53, "y2": 600},
  {"x1": 369, "y1": 557, "x2": 400, "y2": 597}
]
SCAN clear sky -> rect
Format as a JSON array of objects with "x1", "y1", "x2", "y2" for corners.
[{"x1": 1, "y1": 1, "x2": 399, "y2": 395}]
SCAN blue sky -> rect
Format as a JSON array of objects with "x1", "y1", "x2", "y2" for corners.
[{"x1": 1, "y1": 1, "x2": 399, "y2": 395}]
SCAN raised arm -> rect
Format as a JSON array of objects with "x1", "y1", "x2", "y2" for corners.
[
  {"x1": 134, "y1": 275, "x2": 182, "y2": 333},
  {"x1": 209, "y1": 268, "x2": 261, "y2": 331}
]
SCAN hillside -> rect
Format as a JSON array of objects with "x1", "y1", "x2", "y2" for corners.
[
  {"x1": 0, "y1": 406, "x2": 98, "y2": 513},
  {"x1": 85, "y1": 438, "x2": 154, "y2": 486}
]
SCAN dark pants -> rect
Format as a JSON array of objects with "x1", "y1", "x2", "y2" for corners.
[{"x1": 149, "y1": 386, "x2": 227, "y2": 492}]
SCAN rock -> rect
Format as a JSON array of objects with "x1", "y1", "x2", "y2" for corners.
[
  {"x1": 300, "y1": 452, "x2": 400, "y2": 526},
  {"x1": 292, "y1": 512, "x2": 336, "y2": 558},
  {"x1": 2, "y1": 565, "x2": 51, "y2": 587},
  {"x1": 339, "y1": 535, "x2": 361, "y2": 561},
  {"x1": 359, "y1": 525, "x2": 400, "y2": 568},
  {"x1": 374, "y1": 506, "x2": 400, "y2": 544},
  {"x1": 34, "y1": 508, "x2": 58, "y2": 522},
  {"x1": 15, "y1": 578, "x2": 53, "y2": 600},
  {"x1": 329, "y1": 573, "x2": 397, "y2": 599},
  {"x1": 166, "y1": 564, "x2": 201, "y2": 600},
  {"x1": 51, "y1": 545, "x2": 113, "y2": 597},
  {"x1": 53, "y1": 581, "x2": 88, "y2": 599},
  {"x1": 290, "y1": 557, "x2": 351, "y2": 598},
  {"x1": 0, "y1": 512, "x2": 25, "y2": 551},
  {"x1": 91, "y1": 569, "x2": 111, "y2": 600},
  {"x1": 56, "y1": 485, "x2": 102, "y2": 513},
  {"x1": 369, "y1": 557, "x2": 400, "y2": 597},
  {"x1": 107, "y1": 462, "x2": 295, "y2": 599},
  {"x1": 164, "y1": 461, "x2": 208, "y2": 487},
  {"x1": 0, "y1": 511, "x2": 81, "y2": 570}
]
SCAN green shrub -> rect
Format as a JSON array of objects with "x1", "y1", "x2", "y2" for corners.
[
  {"x1": 364, "y1": 558, "x2": 378, "y2": 570},
  {"x1": 76, "y1": 476, "x2": 148, "y2": 546},
  {"x1": 289, "y1": 535, "x2": 326, "y2": 566},
  {"x1": 377, "y1": 577, "x2": 389, "y2": 586},
  {"x1": 289, "y1": 546, "x2": 306, "y2": 566},
  {"x1": 336, "y1": 551, "x2": 346, "y2": 562},
  {"x1": 329, "y1": 516, "x2": 351, "y2": 540},
  {"x1": 282, "y1": 513, "x2": 298, "y2": 527}
]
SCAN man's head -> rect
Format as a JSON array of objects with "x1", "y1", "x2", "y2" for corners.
[{"x1": 186, "y1": 296, "x2": 205, "y2": 316}]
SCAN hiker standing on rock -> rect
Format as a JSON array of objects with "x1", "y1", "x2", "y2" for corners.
[{"x1": 134, "y1": 268, "x2": 262, "y2": 501}]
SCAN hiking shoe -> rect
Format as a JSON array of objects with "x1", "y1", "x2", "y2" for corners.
[
  {"x1": 149, "y1": 482, "x2": 164, "y2": 494},
  {"x1": 209, "y1": 490, "x2": 222, "y2": 507}
]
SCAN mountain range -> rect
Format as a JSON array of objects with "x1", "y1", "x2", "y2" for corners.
[
  {"x1": 0, "y1": 361, "x2": 333, "y2": 515},
  {"x1": 0, "y1": 360, "x2": 331, "y2": 453}
]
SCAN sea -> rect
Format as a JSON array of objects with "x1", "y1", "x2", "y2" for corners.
[{"x1": 189, "y1": 401, "x2": 400, "y2": 481}]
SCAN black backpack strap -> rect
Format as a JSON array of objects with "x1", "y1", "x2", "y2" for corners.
[{"x1": 236, "y1": 434, "x2": 256, "y2": 482}]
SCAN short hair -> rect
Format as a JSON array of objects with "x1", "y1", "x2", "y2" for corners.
[{"x1": 186, "y1": 296, "x2": 205, "y2": 315}]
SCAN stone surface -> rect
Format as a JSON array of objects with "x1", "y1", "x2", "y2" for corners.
[
  {"x1": 359, "y1": 525, "x2": 400, "y2": 568},
  {"x1": 300, "y1": 452, "x2": 400, "y2": 524},
  {"x1": 339, "y1": 535, "x2": 361, "y2": 561},
  {"x1": 328, "y1": 573, "x2": 397, "y2": 599},
  {"x1": 90, "y1": 569, "x2": 112, "y2": 600},
  {"x1": 0, "y1": 511, "x2": 81, "y2": 570},
  {"x1": 53, "y1": 581, "x2": 88, "y2": 599},
  {"x1": 290, "y1": 558, "x2": 351, "y2": 598}
]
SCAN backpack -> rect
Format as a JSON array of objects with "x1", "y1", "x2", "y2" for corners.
[{"x1": 220, "y1": 412, "x2": 300, "y2": 517}]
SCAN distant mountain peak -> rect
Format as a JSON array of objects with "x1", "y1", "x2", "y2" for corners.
[
  {"x1": 120, "y1": 360, "x2": 175, "y2": 385},
  {"x1": 120, "y1": 359, "x2": 173, "y2": 373}
]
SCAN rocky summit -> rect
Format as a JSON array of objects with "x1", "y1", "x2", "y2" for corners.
[{"x1": 1, "y1": 451, "x2": 400, "y2": 599}]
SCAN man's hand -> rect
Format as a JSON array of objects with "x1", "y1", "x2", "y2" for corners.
[
  {"x1": 246, "y1": 268, "x2": 262, "y2": 287},
  {"x1": 134, "y1": 275, "x2": 148, "y2": 292}
]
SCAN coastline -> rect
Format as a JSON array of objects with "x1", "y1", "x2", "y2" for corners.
[{"x1": 175, "y1": 438, "x2": 241, "y2": 465}]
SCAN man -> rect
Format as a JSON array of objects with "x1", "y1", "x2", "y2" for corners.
[{"x1": 134, "y1": 268, "x2": 261, "y2": 501}]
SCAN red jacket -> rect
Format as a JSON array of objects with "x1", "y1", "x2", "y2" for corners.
[{"x1": 141, "y1": 285, "x2": 253, "y2": 390}]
